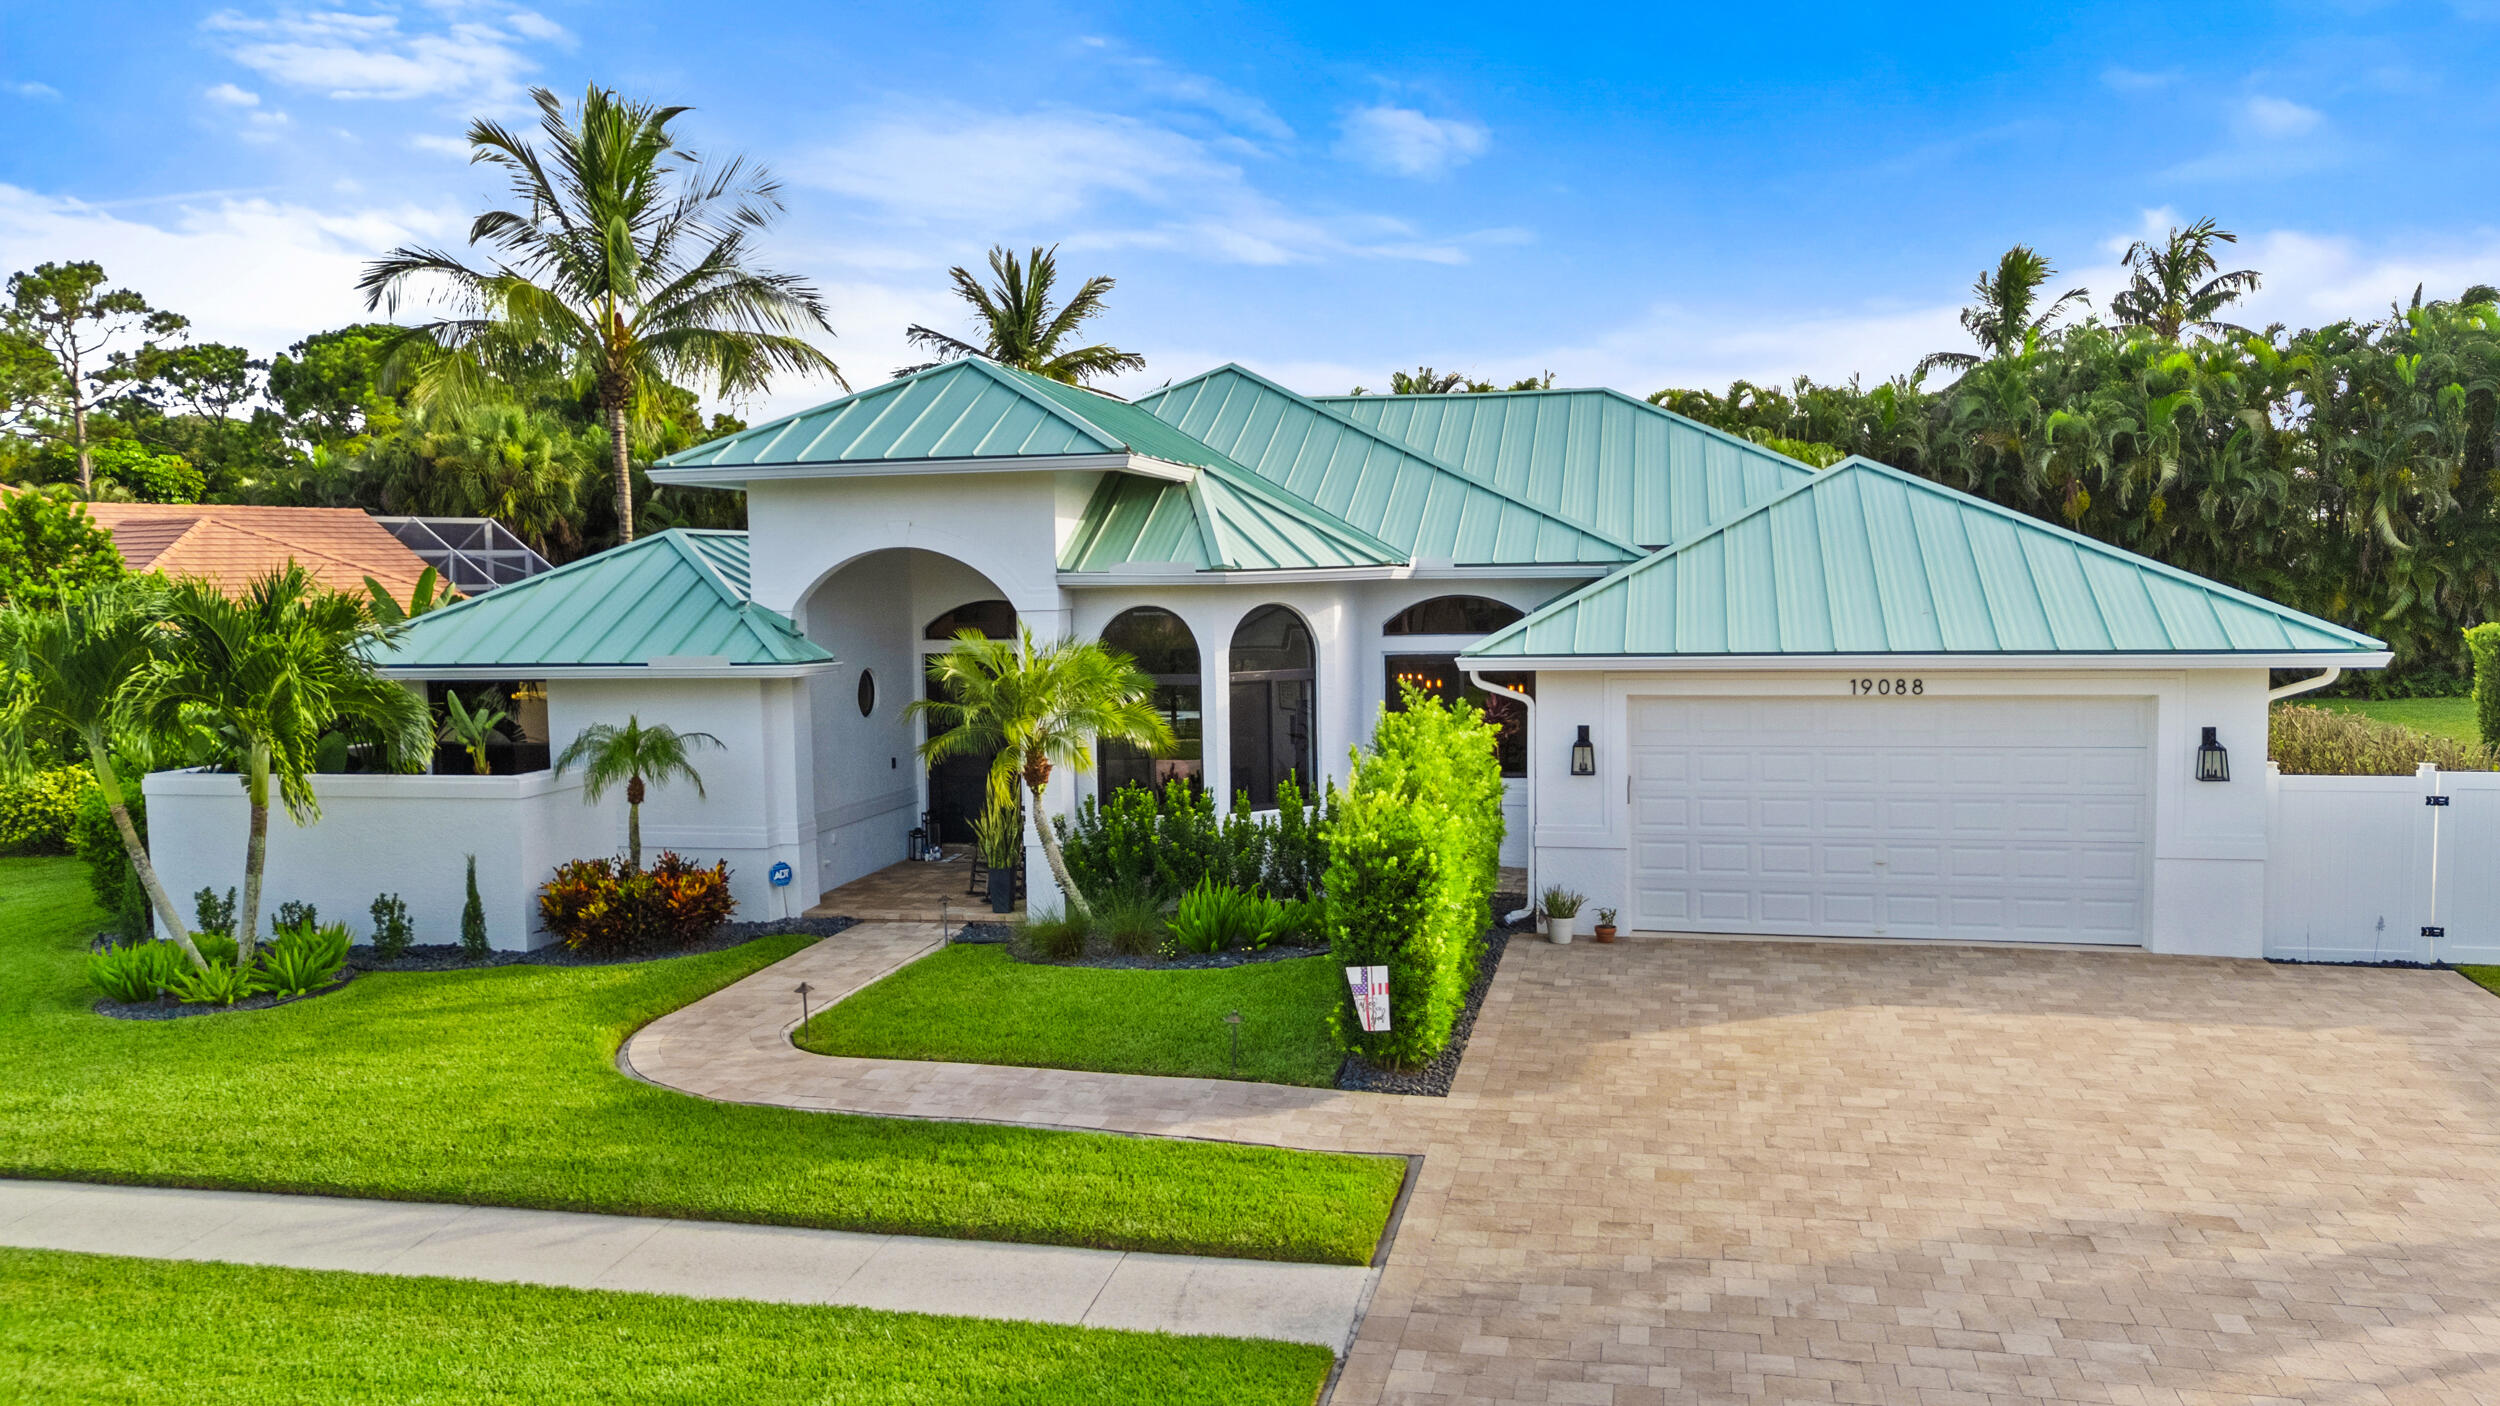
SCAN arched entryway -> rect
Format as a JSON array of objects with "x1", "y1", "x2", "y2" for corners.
[
  {"x1": 921, "y1": 598, "x2": 1017, "y2": 844},
  {"x1": 1098, "y1": 606, "x2": 1202, "y2": 799},
  {"x1": 1229, "y1": 604, "x2": 1314, "y2": 809}
]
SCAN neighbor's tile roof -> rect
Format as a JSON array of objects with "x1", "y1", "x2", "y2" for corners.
[
  {"x1": 80, "y1": 502, "x2": 434, "y2": 601},
  {"x1": 1466, "y1": 457, "x2": 2387, "y2": 659},
  {"x1": 379, "y1": 530, "x2": 832, "y2": 672}
]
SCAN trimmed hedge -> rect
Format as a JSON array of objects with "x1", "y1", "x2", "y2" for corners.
[
  {"x1": 0, "y1": 766, "x2": 91, "y2": 855},
  {"x1": 2468, "y1": 622, "x2": 2500, "y2": 752},
  {"x1": 1057, "y1": 776, "x2": 1332, "y2": 906},
  {"x1": 2269, "y1": 703, "x2": 2497, "y2": 775},
  {"x1": 1323, "y1": 685, "x2": 1505, "y2": 1071}
]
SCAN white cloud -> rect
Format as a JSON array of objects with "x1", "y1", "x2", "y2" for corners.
[
  {"x1": 408, "y1": 133, "x2": 472, "y2": 158},
  {"x1": 5, "y1": 80, "x2": 61, "y2": 101},
  {"x1": 2240, "y1": 95, "x2": 2323, "y2": 138},
  {"x1": 204, "y1": 82, "x2": 260, "y2": 107},
  {"x1": 1334, "y1": 104, "x2": 1489, "y2": 178},
  {"x1": 1074, "y1": 38, "x2": 1293, "y2": 142},
  {"x1": 201, "y1": 6, "x2": 555, "y2": 105},
  {"x1": 2164, "y1": 92, "x2": 2335, "y2": 181}
]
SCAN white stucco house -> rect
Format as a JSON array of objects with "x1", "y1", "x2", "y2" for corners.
[{"x1": 146, "y1": 357, "x2": 2389, "y2": 954}]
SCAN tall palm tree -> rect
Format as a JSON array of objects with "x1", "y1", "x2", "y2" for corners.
[
  {"x1": 900, "y1": 245, "x2": 1145, "y2": 385},
  {"x1": 372, "y1": 403, "x2": 584, "y2": 559},
  {"x1": 553, "y1": 715, "x2": 719, "y2": 868},
  {"x1": 359, "y1": 84, "x2": 842, "y2": 543},
  {"x1": 0, "y1": 578, "x2": 209, "y2": 970},
  {"x1": 139, "y1": 566, "x2": 434, "y2": 962},
  {"x1": 1918, "y1": 246, "x2": 2090, "y2": 378},
  {"x1": 908, "y1": 627, "x2": 1173, "y2": 917},
  {"x1": 2111, "y1": 218, "x2": 2263, "y2": 340}
]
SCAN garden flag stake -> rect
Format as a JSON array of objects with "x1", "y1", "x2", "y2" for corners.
[{"x1": 1346, "y1": 965, "x2": 1391, "y2": 1033}]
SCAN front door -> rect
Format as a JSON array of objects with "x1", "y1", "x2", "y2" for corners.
[{"x1": 923, "y1": 674, "x2": 999, "y2": 844}]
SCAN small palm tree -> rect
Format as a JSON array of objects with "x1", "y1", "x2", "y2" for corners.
[
  {"x1": 553, "y1": 715, "x2": 719, "y2": 868},
  {"x1": 359, "y1": 84, "x2": 842, "y2": 544},
  {"x1": 0, "y1": 578, "x2": 209, "y2": 971},
  {"x1": 140, "y1": 566, "x2": 435, "y2": 963},
  {"x1": 908, "y1": 627, "x2": 1173, "y2": 917},
  {"x1": 2111, "y1": 218, "x2": 2263, "y2": 341},
  {"x1": 900, "y1": 245, "x2": 1145, "y2": 385},
  {"x1": 1918, "y1": 246, "x2": 2089, "y2": 378}
]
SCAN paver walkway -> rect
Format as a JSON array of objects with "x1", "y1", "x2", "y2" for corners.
[
  {"x1": 0, "y1": 1179, "x2": 1373, "y2": 1348},
  {"x1": 638, "y1": 924, "x2": 2500, "y2": 1404}
]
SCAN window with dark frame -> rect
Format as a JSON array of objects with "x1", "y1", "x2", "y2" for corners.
[{"x1": 1383, "y1": 655, "x2": 1533, "y2": 778}]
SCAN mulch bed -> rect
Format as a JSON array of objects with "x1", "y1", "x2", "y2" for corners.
[
  {"x1": 347, "y1": 917, "x2": 858, "y2": 973},
  {"x1": 93, "y1": 970, "x2": 356, "y2": 1022},
  {"x1": 1336, "y1": 896, "x2": 1529, "y2": 1098}
]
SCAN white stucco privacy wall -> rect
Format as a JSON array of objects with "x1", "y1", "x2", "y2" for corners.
[{"x1": 143, "y1": 768, "x2": 610, "y2": 951}]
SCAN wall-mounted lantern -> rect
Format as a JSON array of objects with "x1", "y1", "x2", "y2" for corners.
[
  {"x1": 1570, "y1": 725, "x2": 1597, "y2": 777},
  {"x1": 2195, "y1": 726, "x2": 2230, "y2": 782}
]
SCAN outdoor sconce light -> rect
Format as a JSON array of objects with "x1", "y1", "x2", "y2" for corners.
[
  {"x1": 2195, "y1": 726, "x2": 2230, "y2": 782},
  {"x1": 1570, "y1": 725, "x2": 1597, "y2": 777}
]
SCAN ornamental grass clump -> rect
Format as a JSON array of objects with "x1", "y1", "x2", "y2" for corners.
[
  {"x1": 2268, "y1": 703, "x2": 2496, "y2": 776},
  {"x1": 1324, "y1": 684, "x2": 1505, "y2": 1072}
]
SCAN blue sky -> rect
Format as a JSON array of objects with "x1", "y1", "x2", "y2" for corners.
[{"x1": 4, "y1": 2, "x2": 2498, "y2": 419}]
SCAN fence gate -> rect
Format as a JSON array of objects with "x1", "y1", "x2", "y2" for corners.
[{"x1": 2266, "y1": 764, "x2": 2500, "y2": 964}]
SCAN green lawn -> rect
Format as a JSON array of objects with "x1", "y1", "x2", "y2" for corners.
[
  {"x1": 2459, "y1": 967, "x2": 2500, "y2": 998},
  {"x1": 2305, "y1": 695, "x2": 2481, "y2": 745},
  {"x1": 0, "y1": 858, "x2": 1401, "y2": 1265},
  {"x1": 796, "y1": 945, "x2": 1344, "y2": 1087},
  {"x1": 0, "y1": 1248, "x2": 1333, "y2": 1405}
]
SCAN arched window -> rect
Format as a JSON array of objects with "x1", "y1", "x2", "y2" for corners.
[
  {"x1": 1229, "y1": 605, "x2": 1314, "y2": 809},
  {"x1": 1099, "y1": 607, "x2": 1201, "y2": 800},
  {"x1": 923, "y1": 599, "x2": 1016, "y2": 641},
  {"x1": 1382, "y1": 595, "x2": 1524, "y2": 636}
]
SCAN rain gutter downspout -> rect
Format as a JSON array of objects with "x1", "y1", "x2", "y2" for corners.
[
  {"x1": 2266, "y1": 666, "x2": 2342, "y2": 702},
  {"x1": 1466, "y1": 669, "x2": 1537, "y2": 925}
]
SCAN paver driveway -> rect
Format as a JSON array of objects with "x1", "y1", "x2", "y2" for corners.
[{"x1": 1347, "y1": 938, "x2": 2500, "y2": 1405}]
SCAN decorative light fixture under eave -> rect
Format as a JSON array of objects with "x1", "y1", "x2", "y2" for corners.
[
  {"x1": 2196, "y1": 726, "x2": 2230, "y2": 782},
  {"x1": 1570, "y1": 725, "x2": 1596, "y2": 777}
]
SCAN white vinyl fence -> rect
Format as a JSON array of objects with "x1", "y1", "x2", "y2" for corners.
[{"x1": 2266, "y1": 762, "x2": 2500, "y2": 964}]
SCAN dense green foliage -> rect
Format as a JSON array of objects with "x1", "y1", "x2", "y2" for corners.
[
  {"x1": 902, "y1": 244, "x2": 1145, "y2": 385},
  {"x1": 69, "y1": 780, "x2": 145, "y2": 939},
  {"x1": 0, "y1": 764, "x2": 88, "y2": 853},
  {"x1": 538, "y1": 851, "x2": 737, "y2": 954},
  {"x1": 1057, "y1": 776, "x2": 1331, "y2": 907},
  {"x1": 0, "y1": 489, "x2": 123, "y2": 609},
  {"x1": 0, "y1": 1249, "x2": 1335, "y2": 1406},
  {"x1": 2268, "y1": 703, "x2": 2495, "y2": 775},
  {"x1": 2467, "y1": 623, "x2": 2500, "y2": 749},
  {"x1": 0, "y1": 857, "x2": 1400, "y2": 1263},
  {"x1": 795, "y1": 944, "x2": 1347, "y2": 1087},
  {"x1": 1165, "y1": 876, "x2": 1286, "y2": 955},
  {"x1": 1324, "y1": 686, "x2": 1505, "y2": 1070}
]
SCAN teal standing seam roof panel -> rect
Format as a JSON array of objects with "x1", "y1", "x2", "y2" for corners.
[
  {"x1": 1465, "y1": 457, "x2": 2387, "y2": 659},
  {"x1": 1320, "y1": 387, "x2": 1815, "y2": 549},
  {"x1": 1057, "y1": 462, "x2": 1411, "y2": 572},
  {"x1": 1136, "y1": 366, "x2": 1639, "y2": 566},
  {"x1": 378, "y1": 530, "x2": 833, "y2": 670}
]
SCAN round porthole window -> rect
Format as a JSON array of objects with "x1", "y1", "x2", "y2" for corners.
[{"x1": 857, "y1": 669, "x2": 876, "y2": 717}]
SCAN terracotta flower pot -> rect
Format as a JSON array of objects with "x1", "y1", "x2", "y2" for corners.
[{"x1": 1593, "y1": 925, "x2": 1617, "y2": 943}]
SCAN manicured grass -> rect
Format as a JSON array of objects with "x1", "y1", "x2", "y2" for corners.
[
  {"x1": 0, "y1": 1248, "x2": 1334, "y2": 1405},
  {"x1": 2305, "y1": 695, "x2": 2482, "y2": 745},
  {"x1": 2458, "y1": 967, "x2": 2500, "y2": 998},
  {"x1": 0, "y1": 858, "x2": 1401, "y2": 1265},
  {"x1": 795, "y1": 944, "x2": 1344, "y2": 1087}
]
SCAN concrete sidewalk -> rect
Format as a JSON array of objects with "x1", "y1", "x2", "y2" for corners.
[{"x1": 0, "y1": 1179, "x2": 1374, "y2": 1350}]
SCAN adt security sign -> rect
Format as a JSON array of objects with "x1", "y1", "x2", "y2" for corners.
[
  {"x1": 1344, "y1": 965, "x2": 1391, "y2": 1033},
  {"x1": 768, "y1": 862, "x2": 794, "y2": 888}
]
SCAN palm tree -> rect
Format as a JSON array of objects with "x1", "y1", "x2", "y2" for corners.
[
  {"x1": 372, "y1": 404, "x2": 584, "y2": 559},
  {"x1": 900, "y1": 245, "x2": 1145, "y2": 385},
  {"x1": 907, "y1": 627, "x2": 1173, "y2": 917},
  {"x1": 358, "y1": 84, "x2": 842, "y2": 544},
  {"x1": 1918, "y1": 246, "x2": 2090, "y2": 378},
  {"x1": 139, "y1": 565, "x2": 434, "y2": 963},
  {"x1": 0, "y1": 578, "x2": 210, "y2": 970},
  {"x1": 2111, "y1": 218, "x2": 2262, "y2": 340},
  {"x1": 553, "y1": 715, "x2": 719, "y2": 868}
]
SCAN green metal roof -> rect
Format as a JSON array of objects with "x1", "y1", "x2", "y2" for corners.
[
  {"x1": 655, "y1": 359, "x2": 1231, "y2": 474},
  {"x1": 1059, "y1": 462, "x2": 1408, "y2": 573},
  {"x1": 377, "y1": 530, "x2": 834, "y2": 672},
  {"x1": 1137, "y1": 366, "x2": 1640, "y2": 567},
  {"x1": 1320, "y1": 386, "x2": 1815, "y2": 549},
  {"x1": 1465, "y1": 457, "x2": 2387, "y2": 660}
]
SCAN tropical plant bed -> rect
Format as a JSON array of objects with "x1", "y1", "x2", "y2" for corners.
[
  {"x1": 1336, "y1": 920, "x2": 1516, "y2": 1098},
  {"x1": 0, "y1": 1248, "x2": 1334, "y2": 1406},
  {"x1": 92, "y1": 968, "x2": 355, "y2": 1021},
  {"x1": 0, "y1": 857, "x2": 1403, "y2": 1266},
  {"x1": 347, "y1": 916, "x2": 858, "y2": 972}
]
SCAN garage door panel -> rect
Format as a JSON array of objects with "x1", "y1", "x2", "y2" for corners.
[{"x1": 1629, "y1": 694, "x2": 2150, "y2": 944}]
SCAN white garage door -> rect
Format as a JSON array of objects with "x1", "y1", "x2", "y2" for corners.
[{"x1": 1628, "y1": 695, "x2": 2151, "y2": 944}]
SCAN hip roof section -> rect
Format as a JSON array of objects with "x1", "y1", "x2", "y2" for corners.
[
  {"x1": 1060, "y1": 463, "x2": 1409, "y2": 573},
  {"x1": 1465, "y1": 457, "x2": 2387, "y2": 661}
]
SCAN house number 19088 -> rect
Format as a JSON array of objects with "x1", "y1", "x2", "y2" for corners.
[{"x1": 1849, "y1": 677, "x2": 1924, "y2": 696}]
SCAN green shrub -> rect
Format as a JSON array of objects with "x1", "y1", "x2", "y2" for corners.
[
  {"x1": 2469, "y1": 623, "x2": 2500, "y2": 752},
  {"x1": 87, "y1": 941, "x2": 183, "y2": 1003},
  {"x1": 536, "y1": 852, "x2": 738, "y2": 955},
  {"x1": 1017, "y1": 905, "x2": 1090, "y2": 961},
  {"x1": 460, "y1": 854, "x2": 488, "y2": 959},
  {"x1": 166, "y1": 958, "x2": 253, "y2": 1007},
  {"x1": 194, "y1": 886, "x2": 236, "y2": 939},
  {"x1": 1058, "y1": 778, "x2": 1326, "y2": 907},
  {"x1": 1166, "y1": 878, "x2": 1283, "y2": 955},
  {"x1": 368, "y1": 893, "x2": 412, "y2": 961},
  {"x1": 0, "y1": 765, "x2": 91, "y2": 854},
  {"x1": 1273, "y1": 896, "x2": 1327, "y2": 947},
  {"x1": 1093, "y1": 888, "x2": 1166, "y2": 957},
  {"x1": 255, "y1": 922, "x2": 350, "y2": 997},
  {"x1": 194, "y1": 932, "x2": 238, "y2": 968},
  {"x1": 2269, "y1": 703, "x2": 2497, "y2": 775},
  {"x1": 71, "y1": 783, "x2": 147, "y2": 941},
  {"x1": 271, "y1": 900, "x2": 317, "y2": 934},
  {"x1": 1325, "y1": 685, "x2": 1505, "y2": 1071},
  {"x1": 1264, "y1": 775, "x2": 1333, "y2": 900}
]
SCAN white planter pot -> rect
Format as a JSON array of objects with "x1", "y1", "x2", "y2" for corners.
[{"x1": 1544, "y1": 917, "x2": 1572, "y2": 944}]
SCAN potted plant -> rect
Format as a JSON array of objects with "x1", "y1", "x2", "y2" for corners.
[
  {"x1": 1538, "y1": 885, "x2": 1585, "y2": 944},
  {"x1": 972, "y1": 804, "x2": 1023, "y2": 914},
  {"x1": 1593, "y1": 907, "x2": 1618, "y2": 943}
]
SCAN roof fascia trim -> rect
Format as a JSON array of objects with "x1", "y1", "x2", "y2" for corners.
[{"x1": 1459, "y1": 650, "x2": 2397, "y2": 671}]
